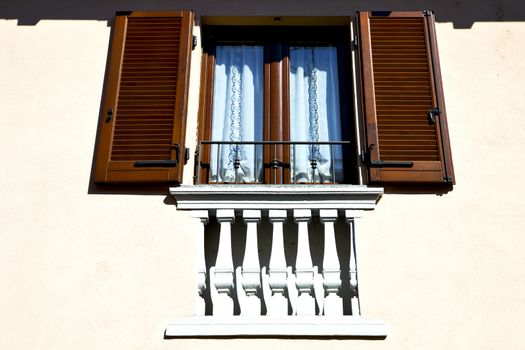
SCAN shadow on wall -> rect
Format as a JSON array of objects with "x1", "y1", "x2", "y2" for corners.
[{"x1": 1, "y1": 0, "x2": 524, "y2": 28}]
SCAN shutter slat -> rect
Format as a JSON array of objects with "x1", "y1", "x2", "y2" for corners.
[{"x1": 113, "y1": 139, "x2": 172, "y2": 144}]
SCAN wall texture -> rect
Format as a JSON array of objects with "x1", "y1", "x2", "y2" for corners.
[{"x1": 1, "y1": 1, "x2": 524, "y2": 349}]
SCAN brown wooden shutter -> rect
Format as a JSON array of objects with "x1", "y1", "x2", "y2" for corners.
[
  {"x1": 94, "y1": 11, "x2": 193, "y2": 183},
  {"x1": 358, "y1": 11, "x2": 454, "y2": 185}
]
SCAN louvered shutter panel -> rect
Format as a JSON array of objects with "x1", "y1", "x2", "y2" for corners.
[
  {"x1": 94, "y1": 11, "x2": 193, "y2": 183},
  {"x1": 358, "y1": 11, "x2": 454, "y2": 185}
]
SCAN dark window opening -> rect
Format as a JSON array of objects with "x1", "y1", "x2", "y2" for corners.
[{"x1": 196, "y1": 26, "x2": 358, "y2": 184}]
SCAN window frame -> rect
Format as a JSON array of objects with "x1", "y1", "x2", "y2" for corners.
[{"x1": 196, "y1": 25, "x2": 358, "y2": 185}]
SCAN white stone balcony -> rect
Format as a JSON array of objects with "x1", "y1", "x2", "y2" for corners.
[{"x1": 166, "y1": 185, "x2": 388, "y2": 337}]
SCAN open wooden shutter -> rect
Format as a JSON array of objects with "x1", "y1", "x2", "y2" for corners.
[
  {"x1": 94, "y1": 11, "x2": 193, "y2": 183},
  {"x1": 358, "y1": 11, "x2": 454, "y2": 185}
]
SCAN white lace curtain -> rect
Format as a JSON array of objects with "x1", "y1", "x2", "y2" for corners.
[
  {"x1": 290, "y1": 46, "x2": 343, "y2": 183},
  {"x1": 210, "y1": 45, "x2": 343, "y2": 183},
  {"x1": 210, "y1": 46, "x2": 264, "y2": 183}
]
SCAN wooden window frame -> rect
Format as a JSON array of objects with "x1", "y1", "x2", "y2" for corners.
[{"x1": 196, "y1": 26, "x2": 357, "y2": 184}]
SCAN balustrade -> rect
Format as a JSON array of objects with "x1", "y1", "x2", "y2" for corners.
[
  {"x1": 167, "y1": 185, "x2": 387, "y2": 337},
  {"x1": 201, "y1": 208, "x2": 362, "y2": 317}
]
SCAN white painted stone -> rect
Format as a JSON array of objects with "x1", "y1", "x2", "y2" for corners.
[
  {"x1": 267, "y1": 210, "x2": 289, "y2": 316},
  {"x1": 213, "y1": 209, "x2": 235, "y2": 316},
  {"x1": 190, "y1": 211, "x2": 209, "y2": 316},
  {"x1": 320, "y1": 209, "x2": 342, "y2": 316},
  {"x1": 166, "y1": 316, "x2": 389, "y2": 337},
  {"x1": 345, "y1": 210, "x2": 363, "y2": 316},
  {"x1": 313, "y1": 267, "x2": 325, "y2": 316},
  {"x1": 293, "y1": 209, "x2": 316, "y2": 315},
  {"x1": 241, "y1": 210, "x2": 262, "y2": 316},
  {"x1": 287, "y1": 266, "x2": 298, "y2": 316},
  {"x1": 170, "y1": 185, "x2": 383, "y2": 210},
  {"x1": 344, "y1": 209, "x2": 364, "y2": 219},
  {"x1": 168, "y1": 190, "x2": 387, "y2": 333}
]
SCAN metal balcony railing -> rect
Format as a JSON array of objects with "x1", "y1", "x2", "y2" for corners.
[{"x1": 197, "y1": 140, "x2": 351, "y2": 184}]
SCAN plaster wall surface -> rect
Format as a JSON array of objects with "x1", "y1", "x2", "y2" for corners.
[{"x1": 1, "y1": 1, "x2": 524, "y2": 349}]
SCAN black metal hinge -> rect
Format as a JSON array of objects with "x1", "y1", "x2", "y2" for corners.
[
  {"x1": 105, "y1": 107, "x2": 113, "y2": 123},
  {"x1": 133, "y1": 144, "x2": 181, "y2": 168},
  {"x1": 184, "y1": 147, "x2": 190, "y2": 164},
  {"x1": 370, "y1": 160, "x2": 414, "y2": 168},
  {"x1": 353, "y1": 34, "x2": 359, "y2": 49},
  {"x1": 363, "y1": 144, "x2": 414, "y2": 168},
  {"x1": 428, "y1": 107, "x2": 441, "y2": 124},
  {"x1": 423, "y1": 10, "x2": 433, "y2": 17},
  {"x1": 192, "y1": 35, "x2": 197, "y2": 50},
  {"x1": 134, "y1": 160, "x2": 178, "y2": 167}
]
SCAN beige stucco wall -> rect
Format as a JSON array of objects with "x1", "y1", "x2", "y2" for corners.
[{"x1": 1, "y1": 1, "x2": 524, "y2": 349}]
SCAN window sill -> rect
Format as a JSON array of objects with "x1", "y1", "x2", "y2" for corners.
[
  {"x1": 170, "y1": 184, "x2": 383, "y2": 210},
  {"x1": 165, "y1": 316, "x2": 388, "y2": 338}
]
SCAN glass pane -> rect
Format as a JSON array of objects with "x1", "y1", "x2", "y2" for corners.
[
  {"x1": 210, "y1": 45, "x2": 264, "y2": 183},
  {"x1": 289, "y1": 46, "x2": 344, "y2": 183}
]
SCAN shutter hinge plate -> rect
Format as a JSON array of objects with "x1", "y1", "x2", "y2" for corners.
[
  {"x1": 353, "y1": 35, "x2": 359, "y2": 49},
  {"x1": 106, "y1": 107, "x2": 113, "y2": 123},
  {"x1": 184, "y1": 147, "x2": 190, "y2": 164},
  {"x1": 363, "y1": 144, "x2": 414, "y2": 168},
  {"x1": 192, "y1": 35, "x2": 197, "y2": 50},
  {"x1": 428, "y1": 107, "x2": 441, "y2": 124}
]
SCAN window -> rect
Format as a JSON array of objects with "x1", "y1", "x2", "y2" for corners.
[
  {"x1": 196, "y1": 26, "x2": 356, "y2": 184},
  {"x1": 93, "y1": 11, "x2": 454, "y2": 187}
]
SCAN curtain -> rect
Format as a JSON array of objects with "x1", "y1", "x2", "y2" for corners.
[
  {"x1": 210, "y1": 46, "x2": 264, "y2": 183},
  {"x1": 290, "y1": 46, "x2": 343, "y2": 183}
]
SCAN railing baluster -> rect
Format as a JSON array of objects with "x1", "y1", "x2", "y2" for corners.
[
  {"x1": 197, "y1": 143, "x2": 203, "y2": 184},
  {"x1": 292, "y1": 143, "x2": 296, "y2": 184},
  {"x1": 320, "y1": 209, "x2": 342, "y2": 315},
  {"x1": 240, "y1": 210, "x2": 262, "y2": 315},
  {"x1": 212, "y1": 209, "x2": 235, "y2": 316},
  {"x1": 197, "y1": 142, "x2": 202, "y2": 184},
  {"x1": 234, "y1": 143, "x2": 239, "y2": 184},
  {"x1": 191, "y1": 211, "x2": 209, "y2": 316},
  {"x1": 310, "y1": 143, "x2": 315, "y2": 183},
  {"x1": 273, "y1": 143, "x2": 278, "y2": 184},
  {"x1": 216, "y1": 143, "x2": 220, "y2": 184},
  {"x1": 267, "y1": 210, "x2": 289, "y2": 316},
  {"x1": 345, "y1": 210, "x2": 362, "y2": 316},
  {"x1": 294, "y1": 209, "x2": 316, "y2": 315},
  {"x1": 254, "y1": 143, "x2": 258, "y2": 184},
  {"x1": 331, "y1": 143, "x2": 335, "y2": 184}
]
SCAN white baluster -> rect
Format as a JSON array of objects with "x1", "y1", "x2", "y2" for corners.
[
  {"x1": 320, "y1": 209, "x2": 342, "y2": 316},
  {"x1": 345, "y1": 210, "x2": 362, "y2": 316},
  {"x1": 191, "y1": 210, "x2": 209, "y2": 316},
  {"x1": 241, "y1": 210, "x2": 262, "y2": 315},
  {"x1": 213, "y1": 209, "x2": 235, "y2": 316},
  {"x1": 267, "y1": 210, "x2": 289, "y2": 316},
  {"x1": 294, "y1": 209, "x2": 316, "y2": 315}
]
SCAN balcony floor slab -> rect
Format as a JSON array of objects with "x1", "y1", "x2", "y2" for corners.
[
  {"x1": 165, "y1": 316, "x2": 388, "y2": 338},
  {"x1": 170, "y1": 185, "x2": 384, "y2": 211}
]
